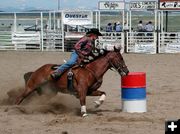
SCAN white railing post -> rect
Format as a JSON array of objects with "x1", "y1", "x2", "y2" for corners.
[
  {"x1": 40, "y1": 12, "x2": 44, "y2": 51},
  {"x1": 126, "y1": 32, "x2": 129, "y2": 53},
  {"x1": 14, "y1": 13, "x2": 17, "y2": 50},
  {"x1": 95, "y1": 11, "x2": 98, "y2": 28},
  {"x1": 49, "y1": 12, "x2": 51, "y2": 30},
  {"x1": 61, "y1": 11, "x2": 65, "y2": 52},
  {"x1": 53, "y1": 11, "x2": 56, "y2": 31},
  {"x1": 98, "y1": 11, "x2": 101, "y2": 31}
]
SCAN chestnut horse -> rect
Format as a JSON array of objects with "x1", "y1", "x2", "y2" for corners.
[{"x1": 15, "y1": 47, "x2": 129, "y2": 117}]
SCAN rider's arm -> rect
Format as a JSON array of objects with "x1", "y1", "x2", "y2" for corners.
[{"x1": 74, "y1": 37, "x2": 93, "y2": 56}]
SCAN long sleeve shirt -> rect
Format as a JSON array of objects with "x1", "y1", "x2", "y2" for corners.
[{"x1": 74, "y1": 36, "x2": 94, "y2": 56}]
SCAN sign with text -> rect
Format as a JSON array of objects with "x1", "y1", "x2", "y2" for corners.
[
  {"x1": 165, "y1": 42, "x2": 180, "y2": 53},
  {"x1": 130, "y1": 1, "x2": 157, "y2": 10},
  {"x1": 98, "y1": 1, "x2": 125, "y2": 10},
  {"x1": 62, "y1": 11, "x2": 93, "y2": 25},
  {"x1": 159, "y1": 0, "x2": 180, "y2": 10},
  {"x1": 134, "y1": 43, "x2": 156, "y2": 54}
]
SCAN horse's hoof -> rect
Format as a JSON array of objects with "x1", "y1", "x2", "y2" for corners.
[
  {"x1": 82, "y1": 113, "x2": 88, "y2": 117},
  {"x1": 94, "y1": 101, "x2": 101, "y2": 108}
]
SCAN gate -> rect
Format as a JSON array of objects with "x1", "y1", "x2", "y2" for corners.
[
  {"x1": 158, "y1": 0, "x2": 180, "y2": 53},
  {"x1": 126, "y1": 1, "x2": 158, "y2": 54}
]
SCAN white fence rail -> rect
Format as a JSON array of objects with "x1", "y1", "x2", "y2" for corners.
[
  {"x1": 0, "y1": 31, "x2": 14, "y2": 50},
  {"x1": 43, "y1": 30, "x2": 63, "y2": 51},
  {"x1": 0, "y1": 12, "x2": 180, "y2": 53},
  {"x1": 0, "y1": 12, "x2": 64, "y2": 51},
  {"x1": 12, "y1": 31, "x2": 41, "y2": 50}
]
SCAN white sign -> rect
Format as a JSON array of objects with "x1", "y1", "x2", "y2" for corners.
[
  {"x1": 62, "y1": 11, "x2": 93, "y2": 25},
  {"x1": 159, "y1": 1, "x2": 180, "y2": 10},
  {"x1": 130, "y1": 1, "x2": 157, "y2": 10},
  {"x1": 98, "y1": 1, "x2": 125, "y2": 10},
  {"x1": 134, "y1": 43, "x2": 156, "y2": 54},
  {"x1": 165, "y1": 43, "x2": 180, "y2": 53},
  {"x1": 12, "y1": 32, "x2": 40, "y2": 44}
]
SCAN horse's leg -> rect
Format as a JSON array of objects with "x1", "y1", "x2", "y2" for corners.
[
  {"x1": 24, "y1": 71, "x2": 42, "y2": 95},
  {"x1": 15, "y1": 86, "x2": 35, "y2": 105},
  {"x1": 88, "y1": 90, "x2": 106, "y2": 108},
  {"x1": 87, "y1": 79, "x2": 106, "y2": 108},
  {"x1": 15, "y1": 80, "x2": 48, "y2": 105},
  {"x1": 77, "y1": 86, "x2": 88, "y2": 117},
  {"x1": 15, "y1": 65, "x2": 52, "y2": 105}
]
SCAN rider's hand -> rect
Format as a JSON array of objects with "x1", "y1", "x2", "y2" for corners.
[{"x1": 88, "y1": 56, "x2": 94, "y2": 61}]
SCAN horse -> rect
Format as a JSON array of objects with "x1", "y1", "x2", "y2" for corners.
[{"x1": 15, "y1": 47, "x2": 129, "y2": 117}]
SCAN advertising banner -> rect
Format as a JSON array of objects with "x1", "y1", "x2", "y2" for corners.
[
  {"x1": 98, "y1": 1, "x2": 125, "y2": 10},
  {"x1": 159, "y1": 0, "x2": 180, "y2": 10},
  {"x1": 134, "y1": 43, "x2": 156, "y2": 54},
  {"x1": 62, "y1": 11, "x2": 93, "y2": 25},
  {"x1": 130, "y1": 1, "x2": 157, "y2": 10},
  {"x1": 165, "y1": 43, "x2": 180, "y2": 53}
]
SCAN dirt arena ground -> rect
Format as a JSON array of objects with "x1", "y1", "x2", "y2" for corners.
[{"x1": 0, "y1": 51, "x2": 180, "y2": 134}]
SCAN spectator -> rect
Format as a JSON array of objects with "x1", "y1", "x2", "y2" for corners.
[
  {"x1": 145, "y1": 21, "x2": 154, "y2": 32},
  {"x1": 144, "y1": 21, "x2": 154, "y2": 36},
  {"x1": 106, "y1": 23, "x2": 113, "y2": 32},
  {"x1": 115, "y1": 22, "x2": 122, "y2": 32},
  {"x1": 137, "y1": 20, "x2": 145, "y2": 32}
]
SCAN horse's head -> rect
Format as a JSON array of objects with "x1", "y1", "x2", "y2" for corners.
[{"x1": 106, "y1": 46, "x2": 129, "y2": 76}]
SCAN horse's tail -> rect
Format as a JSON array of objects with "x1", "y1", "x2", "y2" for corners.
[{"x1": 24, "y1": 71, "x2": 33, "y2": 84}]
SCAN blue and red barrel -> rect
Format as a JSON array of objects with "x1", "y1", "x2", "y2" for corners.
[{"x1": 121, "y1": 72, "x2": 147, "y2": 113}]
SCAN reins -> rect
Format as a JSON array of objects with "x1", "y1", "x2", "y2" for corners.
[{"x1": 104, "y1": 52, "x2": 127, "y2": 73}]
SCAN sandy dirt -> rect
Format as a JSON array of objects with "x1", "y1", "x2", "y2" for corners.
[{"x1": 0, "y1": 51, "x2": 180, "y2": 134}]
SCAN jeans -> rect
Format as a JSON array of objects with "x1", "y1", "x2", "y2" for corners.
[{"x1": 56, "y1": 51, "x2": 78, "y2": 72}]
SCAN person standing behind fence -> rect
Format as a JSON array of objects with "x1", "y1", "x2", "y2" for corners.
[
  {"x1": 137, "y1": 20, "x2": 145, "y2": 36},
  {"x1": 137, "y1": 20, "x2": 145, "y2": 32},
  {"x1": 115, "y1": 22, "x2": 122, "y2": 32},
  {"x1": 106, "y1": 23, "x2": 113, "y2": 32},
  {"x1": 144, "y1": 21, "x2": 154, "y2": 36}
]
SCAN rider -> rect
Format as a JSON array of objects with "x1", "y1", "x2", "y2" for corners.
[{"x1": 50, "y1": 28, "x2": 102, "y2": 80}]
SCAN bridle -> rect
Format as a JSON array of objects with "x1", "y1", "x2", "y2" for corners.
[{"x1": 105, "y1": 52, "x2": 127, "y2": 73}]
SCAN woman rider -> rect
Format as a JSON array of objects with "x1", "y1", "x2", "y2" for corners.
[{"x1": 50, "y1": 28, "x2": 102, "y2": 80}]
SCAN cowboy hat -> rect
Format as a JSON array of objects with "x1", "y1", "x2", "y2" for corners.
[{"x1": 86, "y1": 28, "x2": 102, "y2": 36}]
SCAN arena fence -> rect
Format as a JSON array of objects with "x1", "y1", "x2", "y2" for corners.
[
  {"x1": 96, "y1": 32, "x2": 124, "y2": 54},
  {"x1": 126, "y1": 32, "x2": 157, "y2": 54},
  {"x1": 0, "y1": 31, "x2": 13, "y2": 50},
  {"x1": 0, "y1": 11, "x2": 180, "y2": 53},
  {"x1": 158, "y1": 32, "x2": 180, "y2": 53},
  {"x1": 0, "y1": 12, "x2": 64, "y2": 52}
]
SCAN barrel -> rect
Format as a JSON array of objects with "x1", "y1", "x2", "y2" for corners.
[{"x1": 121, "y1": 72, "x2": 147, "y2": 113}]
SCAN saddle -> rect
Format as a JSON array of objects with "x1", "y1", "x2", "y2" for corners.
[{"x1": 50, "y1": 64, "x2": 82, "y2": 95}]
